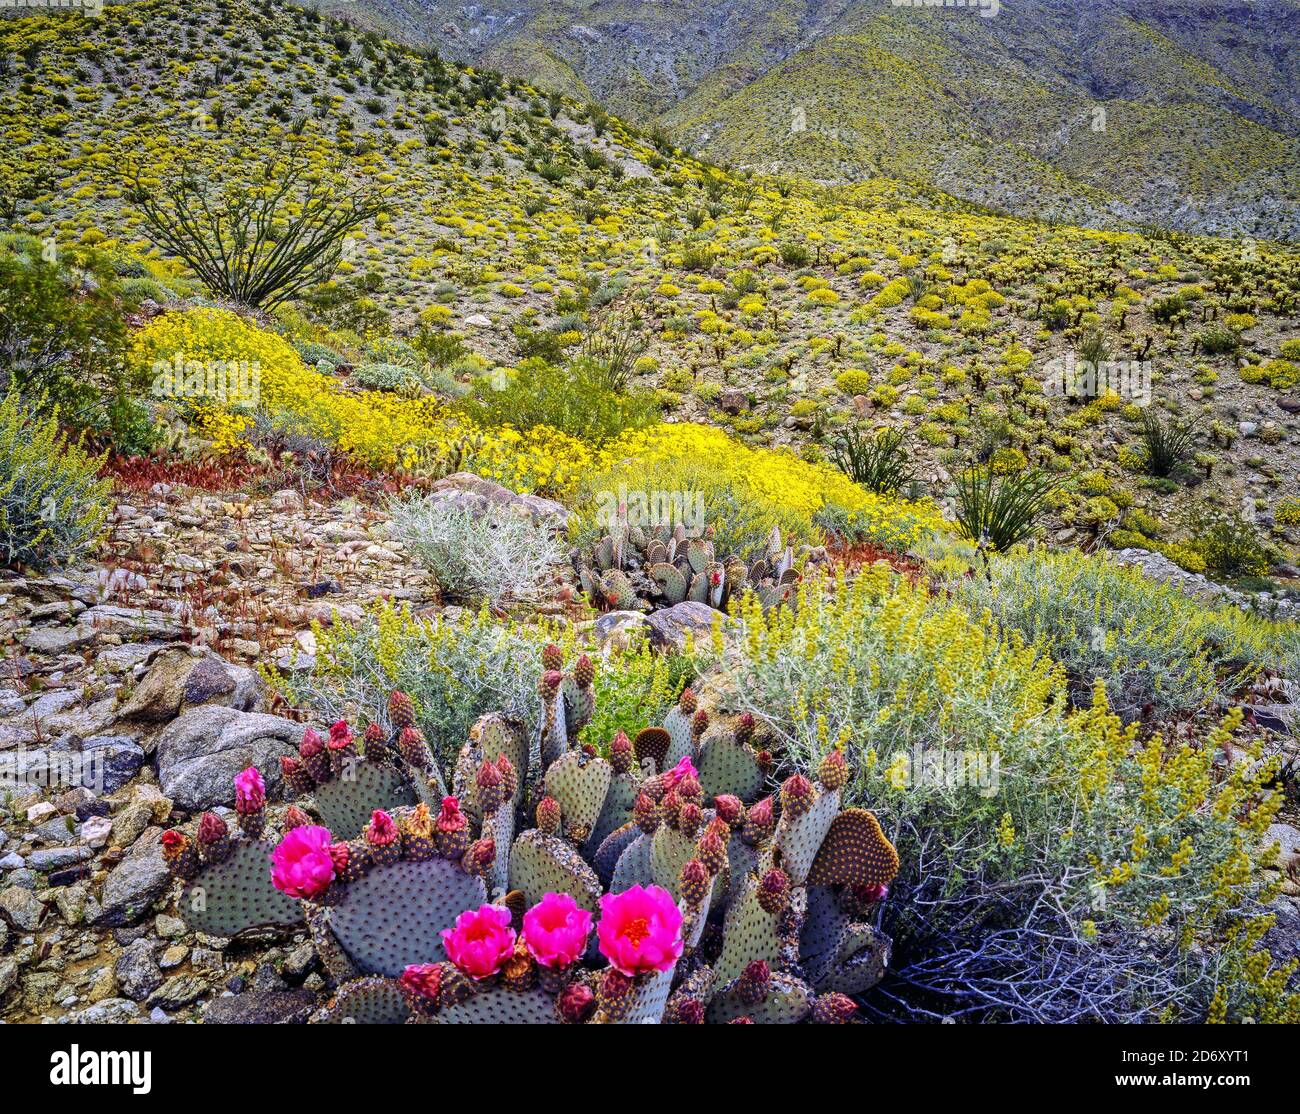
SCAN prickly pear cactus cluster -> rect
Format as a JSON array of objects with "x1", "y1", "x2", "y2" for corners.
[
  {"x1": 163, "y1": 769, "x2": 305, "y2": 939},
  {"x1": 575, "y1": 521, "x2": 824, "y2": 615},
  {"x1": 171, "y1": 648, "x2": 898, "y2": 1024}
]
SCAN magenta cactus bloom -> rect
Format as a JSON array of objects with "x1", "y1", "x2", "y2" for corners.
[
  {"x1": 596, "y1": 884, "x2": 684, "y2": 976},
  {"x1": 234, "y1": 766, "x2": 266, "y2": 812},
  {"x1": 661, "y1": 755, "x2": 698, "y2": 792},
  {"x1": 270, "y1": 824, "x2": 335, "y2": 899},
  {"x1": 522, "y1": 892, "x2": 593, "y2": 969},
  {"x1": 366, "y1": 808, "x2": 399, "y2": 846},
  {"x1": 441, "y1": 904, "x2": 516, "y2": 980}
]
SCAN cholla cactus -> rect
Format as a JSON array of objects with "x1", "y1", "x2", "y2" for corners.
[{"x1": 576, "y1": 523, "x2": 822, "y2": 615}]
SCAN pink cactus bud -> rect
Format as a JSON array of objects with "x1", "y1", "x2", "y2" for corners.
[
  {"x1": 366, "y1": 809, "x2": 399, "y2": 847},
  {"x1": 234, "y1": 766, "x2": 265, "y2": 814},
  {"x1": 558, "y1": 981, "x2": 596, "y2": 1024},
  {"x1": 197, "y1": 812, "x2": 227, "y2": 845}
]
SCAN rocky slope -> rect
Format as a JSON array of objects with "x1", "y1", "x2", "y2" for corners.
[{"x1": 328, "y1": 0, "x2": 1300, "y2": 237}]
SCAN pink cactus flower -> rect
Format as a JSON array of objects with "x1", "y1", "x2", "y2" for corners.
[
  {"x1": 441, "y1": 904, "x2": 516, "y2": 980},
  {"x1": 270, "y1": 824, "x2": 335, "y2": 899},
  {"x1": 366, "y1": 808, "x2": 398, "y2": 846},
  {"x1": 596, "y1": 884, "x2": 684, "y2": 976},
  {"x1": 522, "y1": 892, "x2": 593, "y2": 969},
  {"x1": 234, "y1": 766, "x2": 266, "y2": 812},
  {"x1": 661, "y1": 755, "x2": 698, "y2": 792}
]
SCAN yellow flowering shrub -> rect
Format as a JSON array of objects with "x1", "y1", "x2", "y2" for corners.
[
  {"x1": 128, "y1": 309, "x2": 593, "y2": 497},
  {"x1": 713, "y1": 567, "x2": 1297, "y2": 1022},
  {"x1": 574, "y1": 423, "x2": 946, "y2": 554}
]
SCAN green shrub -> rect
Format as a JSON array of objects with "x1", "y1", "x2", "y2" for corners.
[
  {"x1": 0, "y1": 239, "x2": 142, "y2": 428},
  {"x1": 0, "y1": 392, "x2": 110, "y2": 570},
  {"x1": 829, "y1": 426, "x2": 914, "y2": 495},
  {"x1": 954, "y1": 466, "x2": 1057, "y2": 551},
  {"x1": 949, "y1": 548, "x2": 1265, "y2": 719},
  {"x1": 717, "y1": 568, "x2": 1296, "y2": 1022},
  {"x1": 458, "y1": 357, "x2": 659, "y2": 442},
  {"x1": 387, "y1": 493, "x2": 564, "y2": 606}
]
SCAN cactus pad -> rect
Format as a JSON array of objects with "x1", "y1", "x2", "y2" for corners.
[
  {"x1": 426, "y1": 986, "x2": 561, "y2": 1024},
  {"x1": 713, "y1": 875, "x2": 783, "y2": 985},
  {"x1": 325, "y1": 857, "x2": 487, "y2": 977},
  {"x1": 588, "y1": 772, "x2": 638, "y2": 851},
  {"x1": 772, "y1": 787, "x2": 840, "y2": 884},
  {"x1": 806, "y1": 808, "x2": 900, "y2": 889},
  {"x1": 315, "y1": 976, "x2": 411, "y2": 1024},
  {"x1": 509, "y1": 829, "x2": 602, "y2": 913},
  {"x1": 697, "y1": 732, "x2": 765, "y2": 802},
  {"x1": 706, "y1": 971, "x2": 814, "y2": 1025},
  {"x1": 801, "y1": 886, "x2": 891, "y2": 996},
  {"x1": 633, "y1": 726, "x2": 671, "y2": 774},
  {"x1": 650, "y1": 824, "x2": 699, "y2": 901},
  {"x1": 544, "y1": 749, "x2": 612, "y2": 840},
  {"x1": 660, "y1": 707, "x2": 695, "y2": 769},
  {"x1": 610, "y1": 832, "x2": 654, "y2": 892},
  {"x1": 313, "y1": 763, "x2": 416, "y2": 840},
  {"x1": 179, "y1": 839, "x2": 304, "y2": 938},
  {"x1": 592, "y1": 823, "x2": 641, "y2": 888}
]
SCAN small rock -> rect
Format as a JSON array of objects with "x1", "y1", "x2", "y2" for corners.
[
  {"x1": 26, "y1": 802, "x2": 57, "y2": 825},
  {"x1": 0, "y1": 885, "x2": 44, "y2": 930},
  {"x1": 0, "y1": 957, "x2": 18, "y2": 1000},
  {"x1": 718, "y1": 389, "x2": 750, "y2": 415},
  {"x1": 95, "y1": 828, "x2": 171, "y2": 927},
  {"x1": 159, "y1": 944, "x2": 188, "y2": 969},
  {"x1": 154, "y1": 705, "x2": 300, "y2": 809},
  {"x1": 147, "y1": 973, "x2": 208, "y2": 1010},
  {"x1": 200, "y1": 987, "x2": 317, "y2": 1024},
  {"x1": 80, "y1": 815, "x2": 114, "y2": 849},
  {"x1": 26, "y1": 846, "x2": 91, "y2": 872},
  {"x1": 115, "y1": 938, "x2": 163, "y2": 1001},
  {"x1": 155, "y1": 913, "x2": 186, "y2": 939}
]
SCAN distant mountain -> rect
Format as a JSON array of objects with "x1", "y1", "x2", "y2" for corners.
[{"x1": 321, "y1": 0, "x2": 1300, "y2": 238}]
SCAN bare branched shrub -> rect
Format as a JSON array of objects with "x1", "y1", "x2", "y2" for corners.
[{"x1": 129, "y1": 156, "x2": 387, "y2": 310}]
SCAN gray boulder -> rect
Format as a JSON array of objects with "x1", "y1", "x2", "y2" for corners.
[
  {"x1": 117, "y1": 647, "x2": 263, "y2": 723},
  {"x1": 95, "y1": 828, "x2": 171, "y2": 927},
  {"x1": 155, "y1": 705, "x2": 299, "y2": 810},
  {"x1": 426, "y1": 472, "x2": 570, "y2": 527}
]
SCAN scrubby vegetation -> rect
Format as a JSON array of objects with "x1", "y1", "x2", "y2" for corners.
[{"x1": 0, "y1": 0, "x2": 1297, "y2": 1029}]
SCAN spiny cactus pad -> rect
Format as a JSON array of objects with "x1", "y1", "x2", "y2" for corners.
[
  {"x1": 772, "y1": 786, "x2": 840, "y2": 884},
  {"x1": 610, "y1": 831, "x2": 655, "y2": 891},
  {"x1": 697, "y1": 732, "x2": 765, "y2": 802},
  {"x1": 315, "y1": 976, "x2": 411, "y2": 1024},
  {"x1": 179, "y1": 839, "x2": 304, "y2": 938},
  {"x1": 423, "y1": 986, "x2": 561, "y2": 1025},
  {"x1": 713, "y1": 875, "x2": 785, "y2": 985},
  {"x1": 706, "y1": 970, "x2": 815, "y2": 1025},
  {"x1": 592, "y1": 823, "x2": 641, "y2": 888},
  {"x1": 801, "y1": 886, "x2": 892, "y2": 996},
  {"x1": 588, "y1": 772, "x2": 639, "y2": 851},
  {"x1": 312, "y1": 763, "x2": 416, "y2": 840},
  {"x1": 508, "y1": 829, "x2": 602, "y2": 913},
  {"x1": 650, "y1": 824, "x2": 703, "y2": 902},
  {"x1": 544, "y1": 749, "x2": 612, "y2": 840},
  {"x1": 806, "y1": 808, "x2": 900, "y2": 889},
  {"x1": 324, "y1": 858, "x2": 488, "y2": 977},
  {"x1": 633, "y1": 726, "x2": 671, "y2": 774}
]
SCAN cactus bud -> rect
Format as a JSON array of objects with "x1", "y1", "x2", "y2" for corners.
[
  {"x1": 633, "y1": 792, "x2": 660, "y2": 834},
  {"x1": 757, "y1": 868, "x2": 790, "y2": 915},
  {"x1": 557, "y1": 981, "x2": 596, "y2": 1024},
  {"x1": 398, "y1": 725, "x2": 431, "y2": 770},
  {"x1": 462, "y1": 837, "x2": 497, "y2": 878},
  {"x1": 495, "y1": 753, "x2": 518, "y2": 799},
  {"x1": 536, "y1": 795, "x2": 562, "y2": 835},
  {"x1": 476, "y1": 757, "x2": 505, "y2": 813},
  {"x1": 714, "y1": 794, "x2": 744, "y2": 827},
  {"x1": 679, "y1": 858, "x2": 710, "y2": 906},
  {"x1": 742, "y1": 796, "x2": 775, "y2": 845},
  {"x1": 398, "y1": 963, "x2": 442, "y2": 1015},
  {"x1": 679, "y1": 687, "x2": 697, "y2": 714},
  {"x1": 542, "y1": 643, "x2": 564, "y2": 672},
  {"x1": 283, "y1": 804, "x2": 312, "y2": 830},
  {"x1": 780, "y1": 773, "x2": 815, "y2": 820},
  {"x1": 812, "y1": 992, "x2": 859, "y2": 1024},
  {"x1": 695, "y1": 829, "x2": 726, "y2": 875},
  {"x1": 609, "y1": 730, "x2": 633, "y2": 775},
  {"x1": 738, "y1": 960, "x2": 770, "y2": 1005},
  {"x1": 818, "y1": 747, "x2": 849, "y2": 791},
  {"x1": 734, "y1": 711, "x2": 754, "y2": 746},
  {"x1": 434, "y1": 796, "x2": 469, "y2": 860},
  {"x1": 573, "y1": 653, "x2": 595, "y2": 688},
  {"x1": 280, "y1": 755, "x2": 315, "y2": 797},
  {"x1": 388, "y1": 690, "x2": 415, "y2": 730},
  {"x1": 161, "y1": 830, "x2": 198, "y2": 880},
  {"x1": 678, "y1": 800, "x2": 702, "y2": 837},
  {"x1": 691, "y1": 709, "x2": 708, "y2": 742}
]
